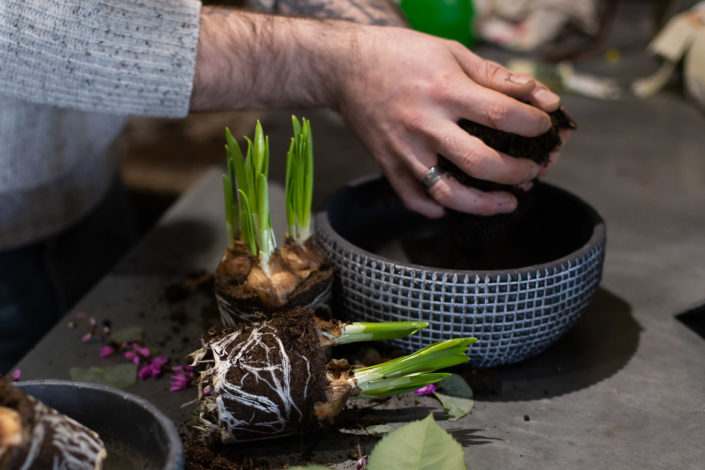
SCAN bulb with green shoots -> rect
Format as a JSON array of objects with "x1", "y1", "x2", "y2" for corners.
[
  {"x1": 191, "y1": 308, "x2": 477, "y2": 442},
  {"x1": 215, "y1": 118, "x2": 333, "y2": 324}
]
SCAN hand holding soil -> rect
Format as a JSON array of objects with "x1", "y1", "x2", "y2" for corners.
[{"x1": 335, "y1": 25, "x2": 567, "y2": 218}]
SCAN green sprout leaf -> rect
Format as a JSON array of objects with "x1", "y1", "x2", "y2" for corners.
[
  {"x1": 285, "y1": 115, "x2": 315, "y2": 243},
  {"x1": 222, "y1": 122, "x2": 275, "y2": 263},
  {"x1": 333, "y1": 321, "x2": 429, "y2": 345},
  {"x1": 354, "y1": 337, "x2": 476, "y2": 397},
  {"x1": 367, "y1": 414, "x2": 466, "y2": 470},
  {"x1": 69, "y1": 363, "x2": 138, "y2": 389},
  {"x1": 434, "y1": 374, "x2": 474, "y2": 422},
  {"x1": 239, "y1": 189, "x2": 257, "y2": 256}
]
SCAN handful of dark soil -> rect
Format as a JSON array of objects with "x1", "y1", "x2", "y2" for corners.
[{"x1": 437, "y1": 107, "x2": 576, "y2": 267}]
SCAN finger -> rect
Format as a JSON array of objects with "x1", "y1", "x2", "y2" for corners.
[
  {"x1": 451, "y1": 81, "x2": 552, "y2": 137},
  {"x1": 538, "y1": 128, "x2": 572, "y2": 176},
  {"x1": 448, "y1": 46, "x2": 560, "y2": 122},
  {"x1": 449, "y1": 48, "x2": 537, "y2": 97},
  {"x1": 426, "y1": 173, "x2": 517, "y2": 215},
  {"x1": 382, "y1": 161, "x2": 445, "y2": 218},
  {"x1": 429, "y1": 121, "x2": 540, "y2": 185},
  {"x1": 527, "y1": 81, "x2": 561, "y2": 112}
]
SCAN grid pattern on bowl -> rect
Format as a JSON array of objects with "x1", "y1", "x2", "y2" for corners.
[{"x1": 316, "y1": 228, "x2": 605, "y2": 367}]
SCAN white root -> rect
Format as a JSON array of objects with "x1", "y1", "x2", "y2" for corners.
[
  {"x1": 195, "y1": 322, "x2": 315, "y2": 442},
  {"x1": 15, "y1": 397, "x2": 106, "y2": 470}
]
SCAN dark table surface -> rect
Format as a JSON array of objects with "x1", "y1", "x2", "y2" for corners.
[{"x1": 13, "y1": 5, "x2": 705, "y2": 468}]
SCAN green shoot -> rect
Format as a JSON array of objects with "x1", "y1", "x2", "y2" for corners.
[
  {"x1": 285, "y1": 115, "x2": 314, "y2": 243},
  {"x1": 222, "y1": 122, "x2": 276, "y2": 269},
  {"x1": 223, "y1": 128, "x2": 245, "y2": 248},
  {"x1": 356, "y1": 373, "x2": 451, "y2": 397},
  {"x1": 326, "y1": 321, "x2": 430, "y2": 345},
  {"x1": 352, "y1": 338, "x2": 477, "y2": 397}
]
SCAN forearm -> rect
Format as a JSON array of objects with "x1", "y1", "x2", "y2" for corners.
[
  {"x1": 190, "y1": 7, "x2": 362, "y2": 111},
  {"x1": 250, "y1": 0, "x2": 407, "y2": 26}
]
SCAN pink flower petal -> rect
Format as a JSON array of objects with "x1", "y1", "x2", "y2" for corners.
[
  {"x1": 414, "y1": 384, "x2": 438, "y2": 396},
  {"x1": 81, "y1": 332, "x2": 93, "y2": 342},
  {"x1": 169, "y1": 370, "x2": 193, "y2": 391},
  {"x1": 11, "y1": 369, "x2": 21, "y2": 381},
  {"x1": 138, "y1": 365, "x2": 154, "y2": 379},
  {"x1": 357, "y1": 455, "x2": 368, "y2": 470},
  {"x1": 131, "y1": 344, "x2": 151, "y2": 358},
  {"x1": 75, "y1": 312, "x2": 87, "y2": 319},
  {"x1": 99, "y1": 346, "x2": 116, "y2": 358},
  {"x1": 123, "y1": 351, "x2": 141, "y2": 366}
]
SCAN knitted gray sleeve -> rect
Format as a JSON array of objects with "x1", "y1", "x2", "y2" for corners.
[{"x1": 0, "y1": 0, "x2": 202, "y2": 118}]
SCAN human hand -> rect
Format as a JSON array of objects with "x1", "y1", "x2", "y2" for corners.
[{"x1": 334, "y1": 26, "x2": 565, "y2": 218}]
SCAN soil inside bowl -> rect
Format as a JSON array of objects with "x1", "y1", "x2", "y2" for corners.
[{"x1": 327, "y1": 179, "x2": 596, "y2": 271}]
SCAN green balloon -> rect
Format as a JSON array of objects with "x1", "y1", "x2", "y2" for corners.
[{"x1": 400, "y1": 0, "x2": 475, "y2": 48}]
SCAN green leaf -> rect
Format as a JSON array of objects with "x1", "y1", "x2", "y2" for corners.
[
  {"x1": 108, "y1": 326, "x2": 144, "y2": 344},
  {"x1": 302, "y1": 118, "x2": 314, "y2": 228},
  {"x1": 434, "y1": 374, "x2": 474, "y2": 422},
  {"x1": 69, "y1": 363, "x2": 137, "y2": 389},
  {"x1": 367, "y1": 414, "x2": 465, "y2": 470},
  {"x1": 239, "y1": 189, "x2": 257, "y2": 255},
  {"x1": 253, "y1": 121, "x2": 266, "y2": 176}
]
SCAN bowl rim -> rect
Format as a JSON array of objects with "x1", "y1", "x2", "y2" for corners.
[
  {"x1": 316, "y1": 176, "x2": 606, "y2": 278},
  {"x1": 15, "y1": 379, "x2": 183, "y2": 470}
]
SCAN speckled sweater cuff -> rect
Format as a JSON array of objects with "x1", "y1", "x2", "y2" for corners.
[{"x1": 0, "y1": 0, "x2": 202, "y2": 118}]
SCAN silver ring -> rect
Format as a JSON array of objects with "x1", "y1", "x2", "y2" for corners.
[{"x1": 421, "y1": 165, "x2": 445, "y2": 190}]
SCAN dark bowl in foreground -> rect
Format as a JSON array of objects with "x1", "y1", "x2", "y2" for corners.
[
  {"x1": 16, "y1": 380, "x2": 183, "y2": 470},
  {"x1": 315, "y1": 176, "x2": 606, "y2": 367}
]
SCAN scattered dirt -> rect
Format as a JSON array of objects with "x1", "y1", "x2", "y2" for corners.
[
  {"x1": 164, "y1": 271, "x2": 214, "y2": 304},
  {"x1": 183, "y1": 435, "x2": 276, "y2": 470}
]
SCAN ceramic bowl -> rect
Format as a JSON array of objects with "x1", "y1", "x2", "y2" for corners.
[{"x1": 315, "y1": 176, "x2": 606, "y2": 367}]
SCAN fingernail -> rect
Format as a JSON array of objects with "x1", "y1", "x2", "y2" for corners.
[
  {"x1": 508, "y1": 74, "x2": 532, "y2": 85},
  {"x1": 534, "y1": 88, "x2": 560, "y2": 110}
]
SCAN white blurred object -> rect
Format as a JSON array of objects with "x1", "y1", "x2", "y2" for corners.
[
  {"x1": 633, "y1": 1, "x2": 705, "y2": 109},
  {"x1": 508, "y1": 59, "x2": 622, "y2": 100},
  {"x1": 474, "y1": 0, "x2": 601, "y2": 51}
]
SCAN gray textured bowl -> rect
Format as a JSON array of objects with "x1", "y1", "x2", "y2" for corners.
[
  {"x1": 16, "y1": 380, "x2": 183, "y2": 470},
  {"x1": 315, "y1": 176, "x2": 606, "y2": 367}
]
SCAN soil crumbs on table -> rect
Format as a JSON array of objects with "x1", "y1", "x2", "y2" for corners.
[{"x1": 184, "y1": 436, "x2": 275, "y2": 470}]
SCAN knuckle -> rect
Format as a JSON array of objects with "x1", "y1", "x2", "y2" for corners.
[
  {"x1": 455, "y1": 147, "x2": 483, "y2": 177},
  {"x1": 483, "y1": 61, "x2": 507, "y2": 83},
  {"x1": 428, "y1": 182, "x2": 453, "y2": 205},
  {"x1": 402, "y1": 113, "x2": 428, "y2": 133},
  {"x1": 485, "y1": 100, "x2": 509, "y2": 128}
]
